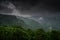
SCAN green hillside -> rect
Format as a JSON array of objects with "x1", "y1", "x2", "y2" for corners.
[{"x1": 0, "y1": 26, "x2": 60, "y2": 40}]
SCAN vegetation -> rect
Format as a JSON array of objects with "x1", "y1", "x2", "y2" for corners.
[{"x1": 0, "y1": 26, "x2": 60, "y2": 40}]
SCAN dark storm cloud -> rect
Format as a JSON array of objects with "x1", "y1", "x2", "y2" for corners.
[
  {"x1": 0, "y1": 0, "x2": 60, "y2": 16},
  {"x1": 10, "y1": 0, "x2": 60, "y2": 15},
  {"x1": 12, "y1": 0, "x2": 60, "y2": 11}
]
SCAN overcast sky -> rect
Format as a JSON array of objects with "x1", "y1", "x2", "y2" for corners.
[
  {"x1": 0, "y1": 0, "x2": 60, "y2": 24},
  {"x1": 0, "y1": 0, "x2": 60, "y2": 16}
]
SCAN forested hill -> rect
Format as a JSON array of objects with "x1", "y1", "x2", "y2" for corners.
[
  {"x1": 0, "y1": 14, "x2": 25, "y2": 26},
  {"x1": 0, "y1": 14, "x2": 43, "y2": 30}
]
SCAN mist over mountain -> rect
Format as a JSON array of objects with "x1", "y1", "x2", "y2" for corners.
[
  {"x1": 0, "y1": 14, "x2": 60, "y2": 31},
  {"x1": 0, "y1": 0, "x2": 60, "y2": 31}
]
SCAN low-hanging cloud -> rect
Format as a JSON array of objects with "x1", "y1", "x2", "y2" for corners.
[{"x1": 0, "y1": 1, "x2": 32, "y2": 18}]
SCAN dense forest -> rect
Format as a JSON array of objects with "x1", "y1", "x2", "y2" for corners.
[{"x1": 0, "y1": 25, "x2": 60, "y2": 40}]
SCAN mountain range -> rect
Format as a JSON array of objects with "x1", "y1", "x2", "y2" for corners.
[
  {"x1": 0, "y1": 14, "x2": 60, "y2": 31},
  {"x1": 0, "y1": 14, "x2": 42, "y2": 29}
]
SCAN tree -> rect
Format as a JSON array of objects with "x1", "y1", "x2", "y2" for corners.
[{"x1": 34, "y1": 29, "x2": 47, "y2": 40}]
